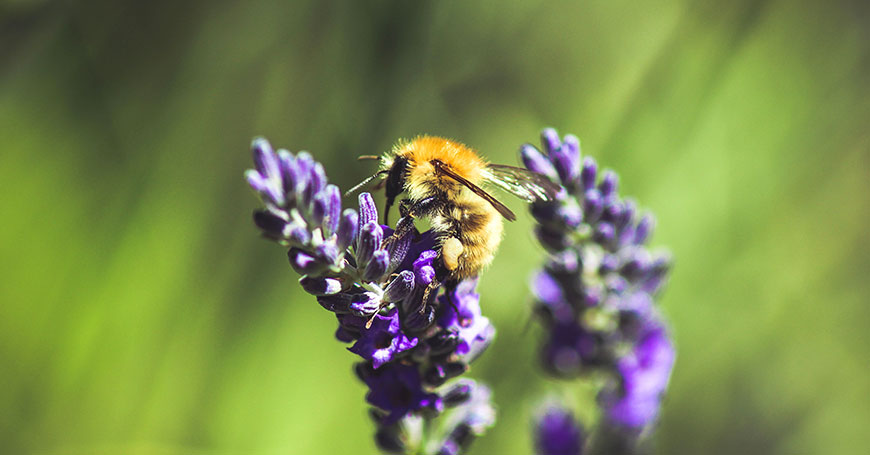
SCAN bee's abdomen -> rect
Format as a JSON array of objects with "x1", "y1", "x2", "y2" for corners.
[{"x1": 436, "y1": 200, "x2": 504, "y2": 280}]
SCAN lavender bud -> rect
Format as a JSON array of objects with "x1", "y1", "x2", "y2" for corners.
[
  {"x1": 593, "y1": 222, "x2": 615, "y2": 246},
  {"x1": 556, "y1": 203, "x2": 583, "y2": 229},
  {"x1": 358, "y1": 192, "x2": 378, "y2": 226},
  {"x1": 598, "y1": 253, "x2": 619, "y2": 274},
  {"x1": 309, "y1": 191, "x2": 327, "y2": 228},
  {"x1": 383, "y1": 271, "x2": 415, "y2": 302},
  {"x1": 363, "y1": 249, "x2": 390, "y2": 282},
  {"x1": 285, "y1": 222, "x2": 312, "y2": 246},
  {"x1": 252, "y1": 210, "x2": 287, "y2": 238},
  {"x1": 583, "y1": 189, "x2": 603, "y2": 223},
  {"x1": 521, "y1": 144, "x2": 559, "y2": 181},
  {"x1": 428, "y1": 330, "x2": 460, "y2": 356},
  {"x1": 580, "y1": 156, "x2": 597, "y2": 191},
  {"x1": 634, "y1": 214, "x2": 655, "y2": 245},
  {"x1": 293, "y1": 152, "x2": 313, "y2": 196},
  {"x1": 314, "y1": 242, "x2": 340, "y2": 266},
  {"x1": 244, "y1": 170, "x2": 269, "y2": 198},
  {"x1": 443, "y1": 381, "x2": 474, "y2": 407},
  {"x1": 551, "y1": 135, "x2": 580, "y2": 185},
  {"x1": 302, "y1": 162, "x2": 327, "y2": 207},
  {"x1": 385, "y1": 229, "x2": 412, "y2": 274},
  {"x1": 598, "y1": 170, "x2": 618, "y2": 199},
  {"x1": 540, "y1": 128, "x2": 562, "y2": 155},
  {"x1": 601, "y1": 199, "x2": 623, "y2": 225},
  {"x1": 356, "y1": 222, "x2": 383, "y2": 268},
  {"x1": 299, "y1": 276, "x2": 342, "y2": 296},
  {"x1": 251, "y1": 137, "x2": 279, "y2": 181},
  {"x1": 287, "y1": 248, "x2": 327, "y2": 275},
  {"x1": 321, "y1": 184, "x2": 342, "y2": 237},
  {"x1": 277, "y1": 149, "x2": 298, "y2": 198},
  {"x1": 318, "y1": 293, "x2": 352, "y2": 313},
  {"x1": 336, "y1": 209, "x2": 359, "y2": 252},
  {"x1": 534, "y1": 405, "x2": 584, "y2": 455},
  {"x1": 618, "y1": 198, "x2": 637, "y2": 231},
  {"x1": 535, "y1": 225, "x2": 571, "y2": 252}
]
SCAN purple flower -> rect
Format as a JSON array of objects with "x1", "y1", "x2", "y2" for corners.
[
  {"x1": 245, "y1": 137, "x2": 497, "y2": 454},
  {"x1": 600, "y1": 318, "x2": 674, "y2": 428},
  {"x1": 522, "y1": 128, "x2": 675, "y2": 443},
  {"x1": 534, "y1": 404, "x2": 585, "y2": 455},
  {"x1": 436, "y1": 279, "x2": 495, "y2": 362},
  {"x1": 349, "y1": 309, "x2": 419, "y2": 368},
  {"x1": 360, "y1": 362, "x2": 441, "y2": 425}
]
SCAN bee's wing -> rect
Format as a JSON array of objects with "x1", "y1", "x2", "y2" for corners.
[
  {"x1": 432, "y1": 161, "x2": 517, "y2": 221},
  {"x1": 483, "y1": 164, "x2": 562, "y2": 202}
]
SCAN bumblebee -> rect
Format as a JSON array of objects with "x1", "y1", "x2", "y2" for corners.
[{"x1": 349, "y1": 136, "x2": 561, "y2": 300}]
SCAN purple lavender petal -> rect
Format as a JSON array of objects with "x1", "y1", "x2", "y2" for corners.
[
  {"x1": 309, "y1": 191, "x2": 327, "y2": 228},
  {"x1": 299, "y1": 276, "x2": 342, "y2": 296},
  {"x1": 277, "y1": 149, "x2": 298, "y2": 198},
  {"x1": 413, "y1": 250, "x2": 438, "y2": 286},
  {"x1": 362, "y1": 363, "x2": 439, "y2": 424},
  {"x1": 442, "y1": 381, "x2": 473, "y2": 407},
  {"x1": 598, "y1": 170, "x2": 619, "y2": 199},
  {"x1": 321, "y1": 184, "x2": 342, "y2": 237},
  {"x1": 551, "y1": 134, "x2": 580, "y2": 185},
  {"x1": 363, "y1": 249, "x2": 390, "y2": 282},
  {"x1": 285, "y1": 222, "x2": 312, "y2": 246},
  {"x1": 252, "y1": 209, "x2": 287, "y2": 238},
  {"x1": 618, "y1": 198, "x2": 636, "y2": 231},
  {"x1": 358, "y1": 192, "x2": 379, "y2": 227},
  {"x1": 349, "y1": 291, "x2": 382, "y2": 317},
  {"x1": 582, "y1": 189, "x2": 603, "y2": 223},
  {"x1": 601, "y1": 199, "x2": 623, "y2": 224},
  {"x1": 245, "y1": 169, "x2": 269, "y2": 195},
  {"x1": 580, "y1": 156, "x2": 597, "y2": 191},
  {"x1": 336, "y1": 209, "x2": 359, "y2": 252},
  {"x1": 602, "y1": 323, "x2": 674, "y2": 428},
  {"x1": 540, "y1": 128, "x2": 562, "y2": 155},
  {"x1": 633, "y1": 214, "x2": 655, "y2": 245},
  {"x1": 593, "y1": 222, "x2": 615, "y2": 246},
  {"x1": 350, "y1": 309, "x2": 419, "y2": 368},
  {"x1": 302, "y1": 162, "x2": 327, "y2": 208},
  {"x1": 534, "y1": 405, "x2": 584, "y2": 455},
  {"x1": 385, "y1": 228, "x2": 413, "y2": 274},
  {"x1": 314, "y1": 242, "x2": 340, "y2": 266},
  {"x1": 356, "y1": 222, "x2": 383, "y2": 268},
  {"x1": 287, "y1": 248, "x2": 328, "y2": 275},
  {"x1": 521, "y1": 144, "x2": 559, "y2": 181},
  {"x1": 293, "y1": 152, "x2": 313, "y2": 201},
  {"x1": 317, "y1": 293, "x2": 352, "y2": 313},
  {"x1": 383, "y1": 270, "x2": 415, "y2": 302},
  {"x1": 251, "y1": 137, "x2": 279, "y2": 181}
]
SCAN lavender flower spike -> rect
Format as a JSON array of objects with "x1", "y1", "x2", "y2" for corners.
[
  {"x1": 246, "y1": 137, "x2": 496, "y2": 454},
  {"x1": 522, "y1": 128, "x2": 675, "y2": 452},
  {"x1": 534, "y1": 403, "x2": 585, "y2": 455}
]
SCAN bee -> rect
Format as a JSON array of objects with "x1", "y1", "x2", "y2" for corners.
[{"x1": 348, "y1": 135, "x2": 561, "y2": 302}]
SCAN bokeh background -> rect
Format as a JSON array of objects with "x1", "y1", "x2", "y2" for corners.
[{"x1": 2, "y1": 0, "x2": 869, "y2": 453}]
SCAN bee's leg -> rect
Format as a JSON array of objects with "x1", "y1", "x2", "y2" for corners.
[
  {"x1": 383, "y1": 197, "x2": 438, "y2": 249},
  {"x1": 421, "y1": 278, "x2": 441, "y2": 313}
]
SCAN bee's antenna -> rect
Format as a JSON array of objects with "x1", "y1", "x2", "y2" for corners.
[
  {"x1": 344, "y1": 170, "x2": 388, "y2": 197},
  {"x1": 357, "y1": 155, "x2": 380, "y2": 161}
]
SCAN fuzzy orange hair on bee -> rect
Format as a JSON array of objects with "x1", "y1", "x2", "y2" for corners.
[{"x1": 348, "y1": 135, "x2": 561, "y2": 300}]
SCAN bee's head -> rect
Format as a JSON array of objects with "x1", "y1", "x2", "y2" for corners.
[{"x1": 382, "y1": 155, "x2": 408, "y2": 223}]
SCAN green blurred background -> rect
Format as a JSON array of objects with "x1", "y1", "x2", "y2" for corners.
[{"x1": 2, "y1": 0, "x2": 869, "y2": 453}]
